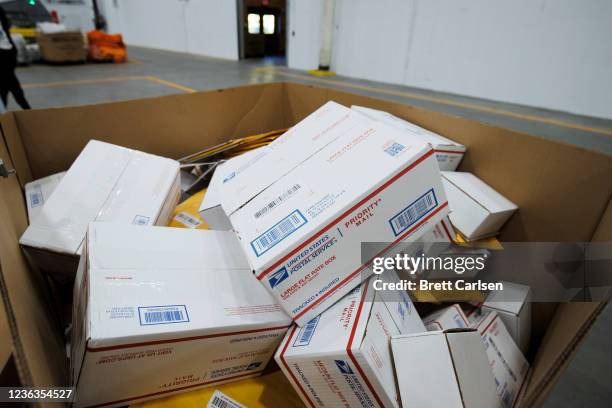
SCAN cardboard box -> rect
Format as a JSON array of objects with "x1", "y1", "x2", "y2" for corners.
[
  {"x1": 472, "y1": 311, "x2": 530, "y2": 408},
  {"x1": 392, "y1": 329, "x2": 501, "y2": 408},
  {"x1": 276, "y1": 275, "x2": 424, "y2": 408},
  {"x1": 199, "y1": 147, "x2": 268, "y2": 230},
  {"x1": 24, "y1": 171, "x2": 65, "y2": 222},
  {"x1": 442, "y1": 171, "x2": 518, "y2": 240},
  {"x1": 19, "y1": 140, "x2": 180, "y2": 280},
  {"x1": 71, "y1": 224, "x2": 291, "y2": 407},
  {"x1": 352, "y1": 105, "x2": 466, "y2": 171},
  {"x1": 222, "y1": 101, "x2": 448, "y2": 325},
  {"x1": 480, "y1": 281, "x2": 532, "y2": 354},
  {"x1": 1, "y1": 82, "x2": 609, "y2": 407},
  {"x1": 36, "y1": 31, "x2": 87, "y2": 63},
  {"x1": 423, "y1": 304, "x2": 470, "y2": 331}
]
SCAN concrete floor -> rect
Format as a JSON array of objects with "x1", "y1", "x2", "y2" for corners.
[
  {"x1": 8, "y1": 46, "x2": 612, "y2": 155},
  {"x1": 6, "y1": 46, "x2": 612, "y2": 406}
]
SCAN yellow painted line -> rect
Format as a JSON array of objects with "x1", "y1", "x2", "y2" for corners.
[
  {"x1": 22, "y1": 75, "x2": 196, "y2": 94},
  {"x1": 257, "y1": 67, "x2": 612, "y2": 136},
  {"x1": 144, "y1": 76, "x2": 197, "y2": 93},
  {"x1": 22, "y1": 76, "x2": 150, "y2": 89}
]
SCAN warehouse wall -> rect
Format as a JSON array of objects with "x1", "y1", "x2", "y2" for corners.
[
  {"x1": 288, "y1": 0, "x2": 612, "y2": 119},
  {"x1": 101, "y1": 0, "x2": 239, "y2": 60},
  {"x1": 287, "y1": 0, "x2": 323, "y2": 71}
]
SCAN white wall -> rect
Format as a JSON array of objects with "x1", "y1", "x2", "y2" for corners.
[
  {"x1": 287, "y1": 0, "x2": 323, "y2": 71},
  {"x1": 100, "y1": 0, "x2": 238, "y2": 60},
  {"x1": 289, "y1": 0, "x2": 612, "y2": 119}
]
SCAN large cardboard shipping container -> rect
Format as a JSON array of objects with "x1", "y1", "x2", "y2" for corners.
[{"x1": 0, "y1": 82, "x2": 611, "y2": 407}]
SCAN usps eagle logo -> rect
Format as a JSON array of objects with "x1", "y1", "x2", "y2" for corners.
[
  {"x1": 334, "y1": 360, "x2": 354, "y2": 375},
  {"x1": 268, "y1": 267, "x2": 289, "y2": 289}
]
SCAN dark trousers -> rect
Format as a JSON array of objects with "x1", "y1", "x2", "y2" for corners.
[{"x1": 0, "y1": 48, "x2": 30, "y2": 110}]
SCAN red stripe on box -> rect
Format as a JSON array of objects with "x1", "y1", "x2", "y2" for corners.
[{"x1": 257, "y1": 148, "x2": 435, "y2": 279}]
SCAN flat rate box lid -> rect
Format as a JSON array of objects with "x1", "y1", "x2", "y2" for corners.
[
  {"x1": 229, "y1": 104, "x2": 434, "y2": 271},
  {"x1": 19, "y1": 140, "x2": 179, "y2": 256},
  {"x1": 279, "y1": 274, "x2": 424, "y2": 358},
  {"x1": 352, "y1": 105, "x2": 466, "y2": 151},
  {"x1": 84, "y1": 224, "x2": 291, "y2": 348},
  {"x1": 199, "y1": 147, "x2": 269, "y2": 215},
  {"x1": 442, "y1": 171, "x2": 518, "y2": 214},
  {"x1": 219, "y1": 101, "x2": 409, "y2": 217}
]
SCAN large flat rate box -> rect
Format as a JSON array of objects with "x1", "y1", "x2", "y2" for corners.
[
  {"x1": 71, "y1": 224, "x2": 290, "y2": 407},
  {"x1": 220, "y1": 101, "x2": 448, "y2": 325},
  {"x1": 0, "y1": 83, "x2": 610, "y2": 407}
]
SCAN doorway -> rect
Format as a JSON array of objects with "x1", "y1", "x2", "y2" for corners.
[{"x1": 239, "y1": 0, "x2": 286, "y2": 62}]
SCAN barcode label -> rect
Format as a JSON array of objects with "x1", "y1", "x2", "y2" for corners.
[
  {"x1": 173, "y1": 211, "x2": 202, "y2": 228},
  {"x1": 501, "y1": 389, "x2": 513, "y2": 407},
  {"x1": 254, "y1": 184, "x2": 301, "y2": 219},
  {"x1": 138, "y1": 305, "x2": 189, "y2": 326},
  {"x1": 384, "y1": 142, "x2": 405, "y2": 157},
  {"x1": 133, "y1": 215, "x2": 150, "y2": 226},
  {"x1": 29, "y1": 190, "x2": 44, "y2": 207},
  {"x1": 293, "y1": 315, "x2": 320, "y2": 347},
  {"x1": 250, "y1": 210, "x2": 307, "y2": 257},
  {"x1": 453, "y1": 314, "x2": 467, "y2": 328},
  {"x1": 389, "y1": 189, "x2": 438, "y2": 236},
  {"x1": 206, "y1": 390, "x2": 246, "y2": 408}
]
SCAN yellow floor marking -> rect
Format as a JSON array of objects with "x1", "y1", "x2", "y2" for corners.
[
  {"x1": 22, "y1": 75, "x2": 196, "y2": 94},
  {"x1": 144, "y1": 76, "x2": 197, "y2": 93},
  {"x1": 22, "y1": 76, "x2": 150, "y2": 89}
]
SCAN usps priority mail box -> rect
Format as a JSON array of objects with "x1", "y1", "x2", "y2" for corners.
[
  {"x1": 71, "y1": 224, "x2": 291, "y2": 407},
  {"x1": 222, "y1": 101, "x2": 449, "y2": 325},
  {"x1": 275, "y1": 275, "x2": 425, "y2": 408}
]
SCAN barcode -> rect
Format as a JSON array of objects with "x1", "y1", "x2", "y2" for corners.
[
  {"x1": 254, "y1": 184, "x2": 301, "y2": 219},
  {"x1": 384, "y1": 142, "x2": 405, "y2": 157},
  {"x1": 144, "y1": 310, "x2": 183, "y2": 323},
  {"x1": 389, "y1": 189, "x2": 437, "y2": 236},
  {"x1": 133, "y1": 215, "x2": 150, "y2": 226},
  {"x1": 138, "y1": 305, "x2": 189, "y2": 325},
  {"x1": 453, "y1": 314, "x2": 467, "y2": 328},
  {"x1": 293, "y1": 315, "x2": 320, "y2": 347},
  {"x1": 250, "y1": 210, "x2": 307, "y2": 256},
  {"x1": 30, "y1": 191, "x2": 43, "y2": 207},
  {"x1": 501, "y1": 389, "x2": 513, "y2": 407},
  {"x1": 207, "y1": 391, "x2": 245, "y2": 408},
  {"x1": 174, "y1": 211, "x2": 202, "y2": 228}
]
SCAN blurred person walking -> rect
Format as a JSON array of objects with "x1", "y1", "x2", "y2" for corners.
[{"x1": 0, "y1": 5, "x2": 31, "y2": 110}]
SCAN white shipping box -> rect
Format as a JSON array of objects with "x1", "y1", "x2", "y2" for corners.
[
  {"x1": 391, "y1": 329, "x2": 502, "y2": 408},
  {"x1": 442, "y1": 172, "x2": 518, "y2": 240},
  {"x1": 71, "y1": 224, "x2": 291, "y2": 408},
  {"x1": 19, "y1": 140, "x2": 181, "y2": 279},
  {"x1": 222, "y1": 102, "x2": 449, "y2": 325},
  {"x1": 423, "y1": 304, "x2": 470, "y2": 331},
  {"x1": 276, "y1": 276, "x2": 425, "y2": 408},
  {"x1": 24, "y1": 171, "x2": 65, "y2": 222},
  {"x1": 482, "y1": 281, "x2": 532, "y2": 354},
  {"x1": 352, "y1": 105, "x2": 466, "y2": 171},
  {"x1": 199, "y1": 147, "x2": 268, "y2": 230},
  {"x1": 473, "y1": 311, "x2": 529, "y2": 408}
]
